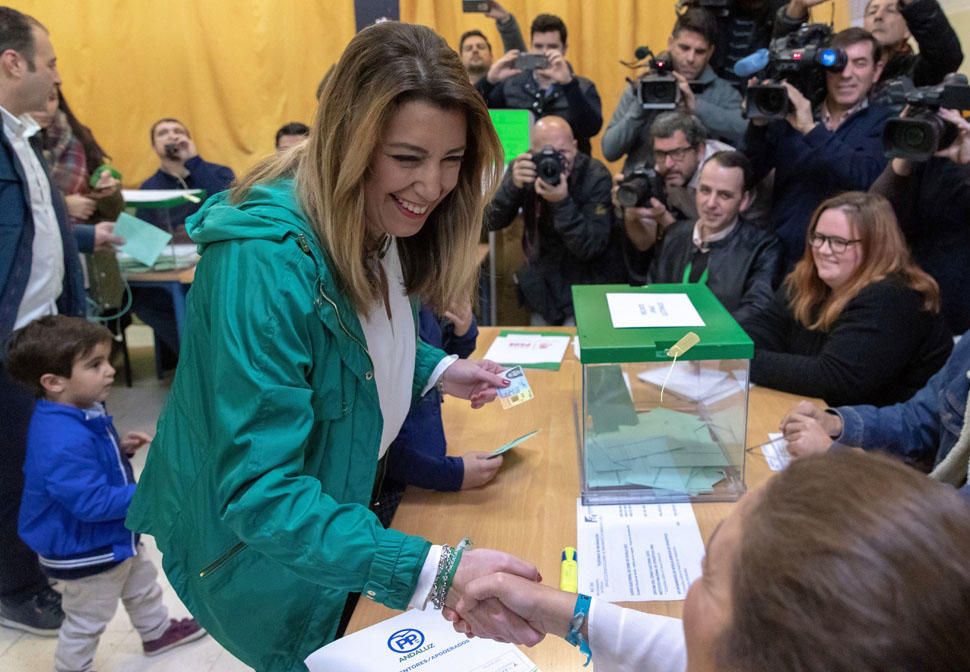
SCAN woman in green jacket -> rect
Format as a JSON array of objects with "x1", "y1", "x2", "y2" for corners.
[{"x1": 126, "y1": 22, "x2": 541, "y2": 671}]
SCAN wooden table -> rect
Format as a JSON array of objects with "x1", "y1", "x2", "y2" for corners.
[{"x1": 348, "y1": 327, "x2": 809, "y2": 669}]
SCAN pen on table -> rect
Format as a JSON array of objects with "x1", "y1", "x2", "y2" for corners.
[{"x1": 560, "y1": 546, "x2": 578, "y2": 592}]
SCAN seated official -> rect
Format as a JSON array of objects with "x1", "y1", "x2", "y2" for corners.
[
  {"x1": 452, "y1": 450, "x2": 970, "y2": 672},
  {"x1": 780, "y1": 330, "x2": 970, "y2": 492},
  {"x1": 743, "y1": 27, "x2": 893, "y2": 270},
  {"x1": 486, "y1": 116, "x2": 620, "y2": 326},
  {"x1": 741, "y1": 191, "x2": 951, "y2": 407},
  {"x1": 602, "y1": 8, "x2": 746, "y2": 172},
  {"x1": 870, "y1": 110, "x2": 970, "y2": 333},
  {"x1": 776, "y1": 0, "x2": 963, "y2": 100},
  {"x1": 136, "y1": 117, "x2": 235, "y2": 243},
  {"x1": 275, "y1": 122, "x2": 309, "y2": 151},
  {"x1": 626, "y1": 151, "x2": 781, "y2": 325},
  {"x1": 477, "y1": 14, "x2": 602, "y2": 154}
]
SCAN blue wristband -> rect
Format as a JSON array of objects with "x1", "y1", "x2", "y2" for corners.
[{"x1": 565, "y1": 593, "x2": 592, "y2": 667}]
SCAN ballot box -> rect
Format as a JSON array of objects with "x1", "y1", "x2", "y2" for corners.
[{"x1": 572, "y1": 283, "x2": 753, "y2": 504}]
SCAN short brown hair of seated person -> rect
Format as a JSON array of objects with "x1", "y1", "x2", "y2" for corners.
[
  {"x1": 719, "y1": 450, "x2": 970, "y2": 672},
  {"x1": 786, "y1": 191, "x2": 940, "y2": 331}
]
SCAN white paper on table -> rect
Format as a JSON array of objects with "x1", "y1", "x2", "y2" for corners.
[
  {"x1": 304, "y1": 606, "x2": 539, "y2": 672},
  {"x1": 482, "y1": 333, "x2": 571, "y2": 366},
  {"x1": 606, "y1": 293, "x2": 705, "y2": 329},
  {"x1": 761, "y1": 433, "x2": 791, "y2": 471},
  {"x1": 638, "y1": 364, "x2": 741, "y2": 403},
  {"x1": 121, "y1": 188, "x2": 205, "y2": 204},
  {"x1": 577, "y1": 498, "x2": 705, "y2": 602}
]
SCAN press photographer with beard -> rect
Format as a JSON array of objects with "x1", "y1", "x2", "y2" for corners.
[
  {"x1": 602, "y1": 8, "x2": 746, "y2": 171},
  {"x1": 486, "y1": 116, "x2": 620, "y2": 326}
]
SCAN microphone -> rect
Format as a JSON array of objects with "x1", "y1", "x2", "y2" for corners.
[
  {"x1": 732, "y1": 49, "x2": 770, "y2": 79},
  {"x1": 634, "y1": 46, "x2": 651, "y2": 60}
]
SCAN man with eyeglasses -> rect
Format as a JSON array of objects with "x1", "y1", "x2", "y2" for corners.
[
  {"x1": 624, "y1": 151, "x2": 781, "y2": 323},
  {"x1": 775, "y1": 0, "x2": 962, "y2": 100},
  {"x1": 743, "y1": 27, "x2": 894, "y2": 269}
]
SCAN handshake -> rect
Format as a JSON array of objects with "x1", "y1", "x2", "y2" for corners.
[{"x1": 439, "y1": 547, "x2": 575, "y2": 646}]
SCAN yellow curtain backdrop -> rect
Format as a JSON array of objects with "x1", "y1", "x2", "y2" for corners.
[
  {"x1": 8, "y1": 0, "x2": 852, "y2": 183},
  {"x1": 7, "y1": 0, "x2": 357, "y2": 185}
]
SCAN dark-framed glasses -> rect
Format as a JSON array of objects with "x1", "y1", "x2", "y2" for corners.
[
  {"x1": 809, "y1": 232, "x2": 862, "y2": 254},
  {"x1": 653, "y1": 145, "x2": 695, "y2": 162}
]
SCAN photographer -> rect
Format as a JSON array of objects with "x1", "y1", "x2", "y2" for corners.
[
  {"x1": 625, "y1": 151, "x2": 781, "y2": 323},
  {"x1": 775, "y1": 0, "x2": 962, "y2": 97},
  {"x1": 458, "y1": 3, "x2": 526, "y2": 85},
  {"x1": 602, "y1": 8, "x2": 746, "y2": 171},
  {"x1": 870, "y1": 108, "x2": 970, "y2": 333},
  {"x1": 683, "y1": 0, "x2": 790, "y2": 89},
  {"x1": 743, "y1": 27, "x2": 893, "y2": 269},
  {"x1": 478, "y1": 14, "x2": 602, "y2": 154},
  {"x1": 486, "y1": 116, "x2": 620, "y2": 325}
]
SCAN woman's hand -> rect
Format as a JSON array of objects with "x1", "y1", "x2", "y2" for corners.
[
  {"x1": 460, "y1": 452, "x2": 503, "y2": 490},
  {"x1": 440, "y1": 359, "x2": 509, "y2": 409},
  {"x1": 65, "y1": 193, "x2": 96, "y2": 220},
  {"x1": 456, "y1": 572, "x2": 577, "y2": 640}
]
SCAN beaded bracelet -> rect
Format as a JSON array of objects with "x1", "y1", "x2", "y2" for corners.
[{"x1": 430, "y1": 544, "x2": 455, "y2": 609}]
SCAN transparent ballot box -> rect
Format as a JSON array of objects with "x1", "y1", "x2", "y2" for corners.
[{"x1": 572, "y1": 284, "x2": 753, "y2": 504}]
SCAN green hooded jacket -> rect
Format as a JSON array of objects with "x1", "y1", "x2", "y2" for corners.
[{"x1": 126, "y1": 180, "x2": 441, "y2": 671}]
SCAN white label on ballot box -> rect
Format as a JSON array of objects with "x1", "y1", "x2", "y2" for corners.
[
  {"x1": 606, "y1": 292, "x2": 705, "y2": 329},
  {"x1": 304, "y1": 606, "x2": 539, "y2": 672}
]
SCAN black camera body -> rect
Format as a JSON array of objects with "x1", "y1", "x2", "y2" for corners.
[
  {"x1": 616, "y1": 167, "x2": 663, "y2": 208},
  {"x1": 638, "y1": 53, "x2": 679, "y2": 110},
  {"x1": 882, "y1": 74, "x2": 970, "y2": 161},
  {"x1": 515, "y1": 53, "x2": 550, "y2": 71},
  {"x1": 743, "y1": 23, "x2": 846, "y2": 121},
  {"x1": 531, "y1": 146, "x2": 566, "y2": 187}
]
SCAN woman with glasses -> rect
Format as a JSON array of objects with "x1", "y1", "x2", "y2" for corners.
[{"x1": 740, "y1": 191, "x2": 951, "y2": 407}]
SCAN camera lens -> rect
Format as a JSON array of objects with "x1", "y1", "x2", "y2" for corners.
[{"x1": 901, "y1": 125, "x2": 927, "y2": 149}]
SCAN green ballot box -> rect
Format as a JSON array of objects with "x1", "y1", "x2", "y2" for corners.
[{"x1": 572, "y1": 283, "x2": 754, "y2": 504}]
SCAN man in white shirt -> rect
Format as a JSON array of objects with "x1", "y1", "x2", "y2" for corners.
[{"x1": 0, "y1": 6, "x2": 93, "y2": 637}]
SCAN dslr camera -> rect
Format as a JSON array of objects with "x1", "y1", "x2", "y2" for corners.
[
  {"x1": 515, "y1": 53, "x2": 550, "y2": 71},
  {"x1": 882, "y1": 74, "x2": 970, "y2": 161},
  {"x1": 530, "y1": 145, "x2": 566, "y2": 187},
  {"x1": 616, "y1": 167, "x2": 664, "y2": 208},
  {"x1": 741, "y1": 24, "x2": 846, "y2": 120}
]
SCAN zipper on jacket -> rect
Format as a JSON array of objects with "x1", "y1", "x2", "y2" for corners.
[{"x1": 198, "y1": 541, "x2": 246, "y2": 578}]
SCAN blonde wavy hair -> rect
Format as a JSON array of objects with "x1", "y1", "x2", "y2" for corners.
[
  {"x1": 233, "y1": 22, "x2": 503, "y2": 314},
  {"x1": 785, "y1": 191, "x2": 939, "y2": 331}
]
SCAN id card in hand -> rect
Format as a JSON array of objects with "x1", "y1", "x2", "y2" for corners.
[{"x1": 497, "y1": 365, "x2": 534, "y2": 409}]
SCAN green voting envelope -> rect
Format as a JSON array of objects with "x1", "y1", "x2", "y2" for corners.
[{"x1": 114, "y1": 212, "x2": 173, "y2": 267}]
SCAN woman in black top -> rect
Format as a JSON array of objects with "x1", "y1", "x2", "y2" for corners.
[{"x1": 742, "y1": 191, "x2": 951, "y2": 407}]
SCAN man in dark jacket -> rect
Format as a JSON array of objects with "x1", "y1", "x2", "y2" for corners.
[
  {"x1": 487, "y1": 116, "x2": 621, "y2": 325},
  {"x1": 625, "y1": 151, "x2": 781, "y2": 323},
  {"x1": 743, "y1": 27, "x2": 892, "y2": 269},
  {"x1": 476, "y1": 14, "x2": 602, "y2": 154},
  {"x1": 0, "y1": 6, "x2": 79, "y2": 636},
  {"x1": 774, "y1": 0, "x2": 962, "y2": 99},
  {"x1": 602, "y1": 8, "x2": 746, "y2": 172},
  {"x1": 136, "y1": 117, "x2": 235, "y2": 243},
  {"x1": 132, "y1": 118, "x2": 235, "y2": 368}
]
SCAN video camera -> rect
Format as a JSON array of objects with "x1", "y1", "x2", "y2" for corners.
[
  {"x1": 531, "y1": 146, "x2": 566, "y2": 187},
  {"x1": 882, "y1": 74, "x2": 970, "y2": 161},
  {"x1": 735, "y1": 23, "x2": 846, "y2": 121},
  {"x1": 616, "y1": 167, "x2": 664, "y2": 208},
  {"x1": 675, "y1": 0, "x2": 731, "y2": 17},
  {"x1": 627, "y1": 47, "x2": 679, "y2": 110}
]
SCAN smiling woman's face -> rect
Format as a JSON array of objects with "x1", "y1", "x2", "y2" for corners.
[{"x1": 363, "y1": 100, "x2": 467, "y2": 240}]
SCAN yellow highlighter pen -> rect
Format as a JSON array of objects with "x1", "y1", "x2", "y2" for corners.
[{"x1": 560, "y1": 546, "x2": 578, "y2": 592}]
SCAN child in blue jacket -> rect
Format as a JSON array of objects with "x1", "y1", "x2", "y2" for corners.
[
  {"x1": 374, "y1": 304, "x2": 502, "y2": 526},
  {"x1": 5, "y1": 316, "x2": 206, "y2": 671}
]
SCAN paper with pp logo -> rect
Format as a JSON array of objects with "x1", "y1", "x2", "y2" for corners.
[{"x1": 304, "y1": 606, "x2": 539, "y2": 672}]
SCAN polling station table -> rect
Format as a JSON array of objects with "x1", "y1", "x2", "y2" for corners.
[{"x1": 347, "y1": 326, "x2": 814, "y2": 670}]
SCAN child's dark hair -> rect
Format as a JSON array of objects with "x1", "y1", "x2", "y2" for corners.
[{"x1": 5, "y1": 316, "x2": 113, "y2": 397}]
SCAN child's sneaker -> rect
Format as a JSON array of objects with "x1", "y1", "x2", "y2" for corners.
[{"x1": 142, "y1": 617, "x2": 207, "y2": 657}]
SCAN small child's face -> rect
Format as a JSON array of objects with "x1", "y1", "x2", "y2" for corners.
[{"x1": 59, "y1": 341, "x2": 116, "y2": 408}]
